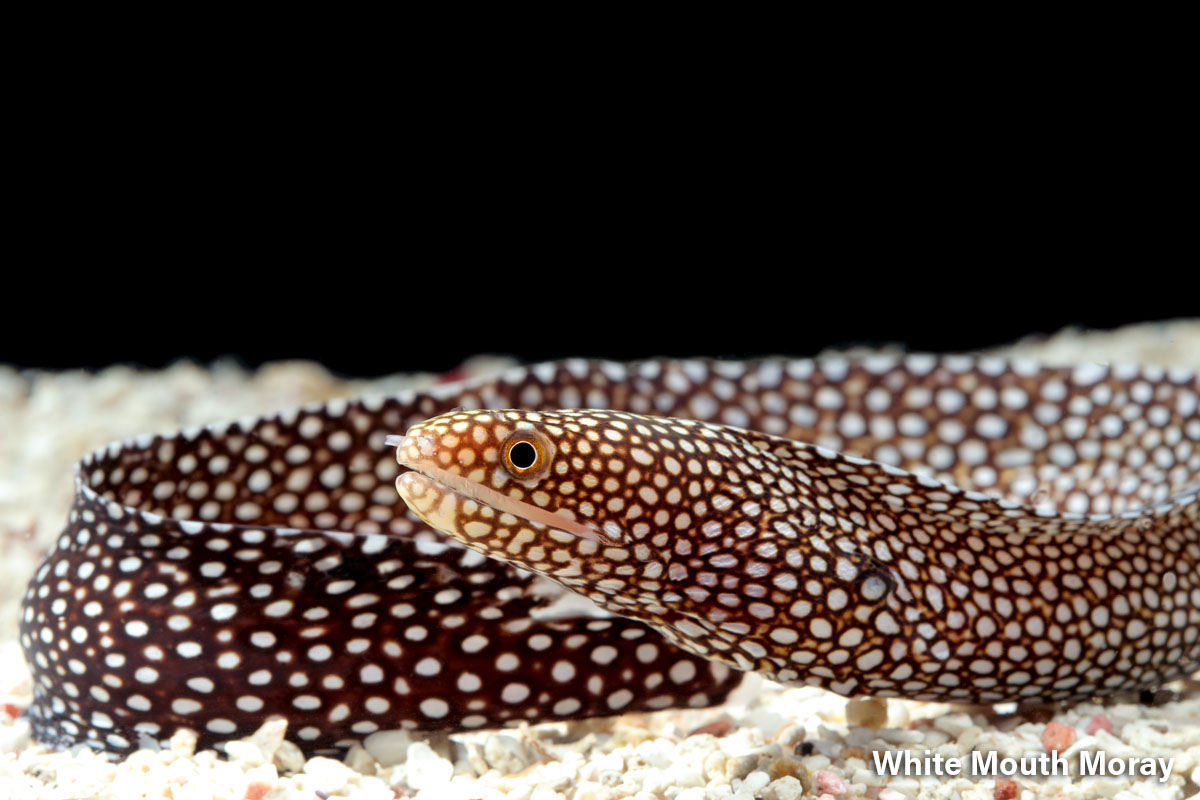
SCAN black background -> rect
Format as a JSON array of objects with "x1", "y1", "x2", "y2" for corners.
[
  {"x1": 6, "y1": 169, "x2": 1193, "y2": 377},
  {"x1": 5, "y1": 73, "x2": 1195, "y2": 376},
  {"x1": 4, "y1": 285, "x2": 1190, "y2": 377},
  {"x1": 5, "y1": 193, "x2": 1193, "y2": 376}
]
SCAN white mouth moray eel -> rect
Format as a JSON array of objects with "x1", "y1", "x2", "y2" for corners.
[{"x1": 19, "y1": 356, "x2": 1200, "y2": 760}]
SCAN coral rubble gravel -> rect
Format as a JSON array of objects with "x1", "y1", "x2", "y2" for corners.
[{"x1": 2, "y1": 323, "x2": 1199, "y2": 799}]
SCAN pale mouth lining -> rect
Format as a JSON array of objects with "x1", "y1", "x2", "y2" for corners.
[{"x1": 397, "y1": 457, "x2": 604, "y2": 544}]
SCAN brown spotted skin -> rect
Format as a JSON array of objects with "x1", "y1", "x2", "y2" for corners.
[
  {"x1": 20, "y1": 356, "x2": 1200, "y2": 757},
  {"x1": 394, "y1": 358, "x2": 1200, "y2": 707},
  {"x1": 19, "y1": 377, "x2": 739, "y2": 757}
]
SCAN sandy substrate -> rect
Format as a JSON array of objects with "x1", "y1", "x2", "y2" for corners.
[{"x1": 2, "y1": 323, "x2": 1199, "y2": 800}]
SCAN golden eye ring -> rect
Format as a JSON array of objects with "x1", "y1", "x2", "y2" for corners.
[{"x1": 501, "y1": 430, "x2": 551, "y2": 481}]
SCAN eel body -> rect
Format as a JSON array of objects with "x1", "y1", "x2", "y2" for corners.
[{"x1": 19, "y1": 356, "x2": 1200, "y2": 757}]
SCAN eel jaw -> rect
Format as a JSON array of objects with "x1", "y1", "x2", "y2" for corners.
[{"x1": 392, "y1": 436, "x2": 604, "y2": 544}]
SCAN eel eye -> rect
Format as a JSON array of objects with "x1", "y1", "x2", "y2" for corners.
[
  {"x1": 509, "y1": 441, "x2": 537, "y2": 469},
  {"x1": 501, "y1": 431, "x2": 550, "y2": 480}
]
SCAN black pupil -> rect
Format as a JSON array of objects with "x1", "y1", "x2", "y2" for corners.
[{"x1": 509, "y1": 441, "x2": 538, "y2": 469}]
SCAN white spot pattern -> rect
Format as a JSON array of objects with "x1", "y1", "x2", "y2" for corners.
[{"x1": 20, "y1": 356, "x2": 1200, "y2": 759}]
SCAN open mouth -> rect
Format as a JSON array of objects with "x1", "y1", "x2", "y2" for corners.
[{"x1": 389, "y1": 433, "x2": 604, "y2": 543}]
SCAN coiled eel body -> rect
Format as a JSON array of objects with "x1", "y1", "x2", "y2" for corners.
[{"x1": 19, "y1": 356, "x2": 1200, "y2": 758}]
